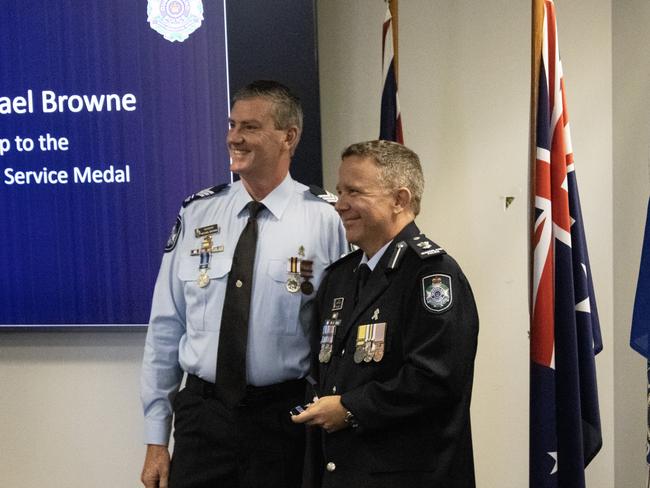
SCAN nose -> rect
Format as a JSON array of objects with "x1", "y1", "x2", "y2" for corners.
[
  {"x1": 334, "y1": 193, "x2": 348, "y2": 214},
  {"x1": 227, "y1": 126, "x2": 243, "y2": 145}
]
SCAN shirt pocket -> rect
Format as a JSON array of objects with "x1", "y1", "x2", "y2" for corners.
[
  {"x1": 265, "y1": 259, "x2": 302, "y2": 335},
  {"x1": 178, "y1": 256, "x2": 232, "y2": 332}
]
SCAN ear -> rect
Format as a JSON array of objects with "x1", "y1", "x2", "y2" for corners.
[
  {"x1": 284, "y1": 126, "x2": 300, "y2": 155},
  {"x1": 393, "y1": 187, "x2": 412, "y2": 214}
]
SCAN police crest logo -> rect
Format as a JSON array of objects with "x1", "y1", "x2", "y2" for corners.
[
  {"x1": 147, "y1": 0, "x2": 204, "y2": 43},
  {"x1": 422, "y1": 274, "x2": 452, "y2": 313}
]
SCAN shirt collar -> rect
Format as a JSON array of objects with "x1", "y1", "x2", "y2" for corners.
[
  {"x1": 360, "y1": 240, "x2": 393, "y2": 271},
  {"x1": 234, "y1": 173, "x2": 294, "y2": 219}
]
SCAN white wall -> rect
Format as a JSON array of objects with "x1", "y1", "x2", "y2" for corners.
[
  {"x1": 613, "y1": 0, "x2": 650, "y2": 487},
  {"x1": 318, "y1": 0, "x2": 614, "y2": 486},
  {"x1": 0, "y1": 332, "x2": 146, "y2": 487},
  {"x1": 1, "y1": 1, "x2": 646, "y2": 487}
]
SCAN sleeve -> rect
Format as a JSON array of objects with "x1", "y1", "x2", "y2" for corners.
[
  {"x1": 340, "y1": 260, "x2": 479, "y2": 432},
  {"x1": 139, "y1": 209, "x2": 188, "y2": 445}
]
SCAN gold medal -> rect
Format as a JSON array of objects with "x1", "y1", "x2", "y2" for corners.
[
  {"x1": 286, "y1": 257, "x2": 301, "y2": 293},
  {"x1": 197, "y1": 271, "x2": 210, "y2": 288},
  {"x1": 286, "y1": 276, "x2": 300, "y2": 293}
]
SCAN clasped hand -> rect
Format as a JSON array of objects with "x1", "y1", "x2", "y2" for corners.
[{"x1": 290, "y1": 395, "x2": 348, "y2": 433}]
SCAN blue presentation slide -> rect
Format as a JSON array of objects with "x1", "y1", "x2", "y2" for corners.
[{"x1": 0, "y1": 1, "x2": 231, "y2": 326}]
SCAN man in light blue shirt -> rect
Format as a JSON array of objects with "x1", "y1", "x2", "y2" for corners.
[{"x1": 140, "y1": 80, "x2": 347, "y2": 488}]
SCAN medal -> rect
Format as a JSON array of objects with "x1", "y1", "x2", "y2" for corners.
[
  {"x1": 299, "y1": 259, "x2": 314, "y2": 295},
  {"x1": 363, "y1": 324, "x2": 374, "y2": 362},
  {"x1": 300, "y1": 281, "x2": 314, "y2": 295},
  {"x1": 354, "y1": 325, "x2": 367, "y2": 364},
  {"x1": 319, "y1": 317, "x2": 340, "y2": 364},
  {"x1": 197, "y1": 271, "x2": 210, "y2": 288},
  {"x1": 372, "y1": 323, "x2": 386, "y2": 362},
  {"x1": 286, "y1": 257, "x2": 301, "y2": 293},
  {"x1": 196, "y1": 236, "x2": 212, "y2": 287},
  {"x1": 286, "y1": 276, "x2": 301, "y2": 293}
]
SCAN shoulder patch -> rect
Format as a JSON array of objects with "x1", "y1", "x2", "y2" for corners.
[
  {"x1": 326, "y1": 248, "x2": 363, "y2": 270},
  {"x1": 164, "y1": 215, "x2": 182, "y2": 253},
  {"x1": 407, "y1": 234, "x2": 446, "y2": 259},
  {"x1": 309, "y1": 184, "x2": 338, "y2": 205},
  {"x1": 182, "y1": 183, "x2": 229, "y2": 208},
  {"x1": 421, "y1": 274, "x2": 453, "y2": 313}
]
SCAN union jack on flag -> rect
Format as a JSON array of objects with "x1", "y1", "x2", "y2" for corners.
[
  {"x1": 531, "y1": 1, "x2": 603, "y2": 487},
  {"x1": 379, "y1": 2, "x2": 403, "y2": 144}
]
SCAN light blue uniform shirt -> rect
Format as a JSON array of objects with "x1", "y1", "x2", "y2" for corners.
[
  {"x1": 141, "y1": 174, "x2": 347, "y2": 445},
  {"x1": 360, "y1": 240, "x2": 393, "y2": 271}
]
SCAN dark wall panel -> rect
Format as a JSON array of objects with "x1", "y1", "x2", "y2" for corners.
[{"x1": 226, "y1": 0, "x2": 323, "y2": 187}]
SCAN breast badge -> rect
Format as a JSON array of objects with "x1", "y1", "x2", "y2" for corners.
[{"x1": 190, "y1": 227, "x2": 224, "y2": 288}]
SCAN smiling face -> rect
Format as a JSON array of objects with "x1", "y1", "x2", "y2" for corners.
[
  {"x1": 226, "y1": 97, "x2": 295, "y2": 186},
  {"x1": 335, "y1": 155, "x2": 404, "y2": 257}
]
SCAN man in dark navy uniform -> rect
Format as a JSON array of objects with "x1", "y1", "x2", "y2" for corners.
[{"x1": 293, "y1": 140, "x2": 479, "y2": 488}]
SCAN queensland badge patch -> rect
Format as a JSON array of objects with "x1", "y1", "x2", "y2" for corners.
[
  {"x1": 165, "y1": 215, "x2": 182, "y2": 253},
  {"x1": 422, "y1": 274, "x2": 452, "y2": 313}
]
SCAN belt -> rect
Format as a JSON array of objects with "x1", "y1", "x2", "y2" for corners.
[{"x1": 185, "y1": 374, "x2": 306, "y2": 406}]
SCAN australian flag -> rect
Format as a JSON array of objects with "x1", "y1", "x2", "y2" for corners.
[
  {"x1": 531, "y1": 1, "x2": 603, "y2": 487},
  {"x1": 379, "y1": 2, "x2": 403, "y2": 144}
]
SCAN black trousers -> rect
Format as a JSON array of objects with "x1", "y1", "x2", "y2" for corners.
[{"x1": 168, "y1": 375, "x2": 306, "y2": 488}]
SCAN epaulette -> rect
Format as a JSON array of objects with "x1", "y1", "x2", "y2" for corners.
[
  {"x1": 182, "y1": 183, "x2": 229, "y2": 208},
  {"x1": 326, "y1": 248, "x2": 363, "y2": 270},
  {"x1": 406, "y1": 234, "x2": 446, "y2": 259},
  {"x1": 309, "y1": 184, "x2": 338, "y2": 205}
]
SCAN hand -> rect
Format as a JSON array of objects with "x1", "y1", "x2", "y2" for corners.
[
  {"x1": 291, "y1": 395, "x2": 349, "y2": 433},
  {"x1": 141, "y1": 444, "x2": 170, "y2": 488}
]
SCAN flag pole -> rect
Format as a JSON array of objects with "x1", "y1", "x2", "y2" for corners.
[
  {"x1": 529, "y1": 0, "x2": 544, "y2": 309},
  {"x1": 389, "y1": 0, "x2": 398, "y2": 85}
]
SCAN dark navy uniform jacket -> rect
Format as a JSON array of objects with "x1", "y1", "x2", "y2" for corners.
[{"x1": 304, "y1": 222, "x2": 479, "y2": 488}]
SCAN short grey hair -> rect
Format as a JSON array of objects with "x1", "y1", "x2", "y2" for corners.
[
  {"x1": 341, "y1": 140, "x2": 424, "y2": 216},
  {"x1": 232, "y1": 80, "x2": 303, "y2": 132}
]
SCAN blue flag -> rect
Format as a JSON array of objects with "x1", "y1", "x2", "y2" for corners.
[
  {"x1": 379, "y1": 3, "x2": 403, "y2": 143},
  {"x1": 630, "y1": 199, "x2": 650, "y2": 466},
  {"x1": 531, "y1": 2, "x2": 602, "y2": 486},
  {"x1": 631, "y1": 199, "x2": 650, "y2": 358}
]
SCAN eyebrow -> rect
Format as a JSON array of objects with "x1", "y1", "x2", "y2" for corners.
[{"x1": 228, "y1": 116, "x2": 262, "y2": 124}]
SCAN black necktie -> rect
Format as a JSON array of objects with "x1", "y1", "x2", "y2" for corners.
[
  {"x1": 215, "y1": 201, "x2": 264, "y2": 407},
  {"x1": 355, "y1": 263, "x2": 371, "y2": 306}
]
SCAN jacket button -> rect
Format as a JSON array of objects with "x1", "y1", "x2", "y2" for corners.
[
  {"x1": 331, "y1": 386, "x2": 337, "y2": 394},
  {"x1": 326, "y1": 462, "x2": 336, "y2": 472}
]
